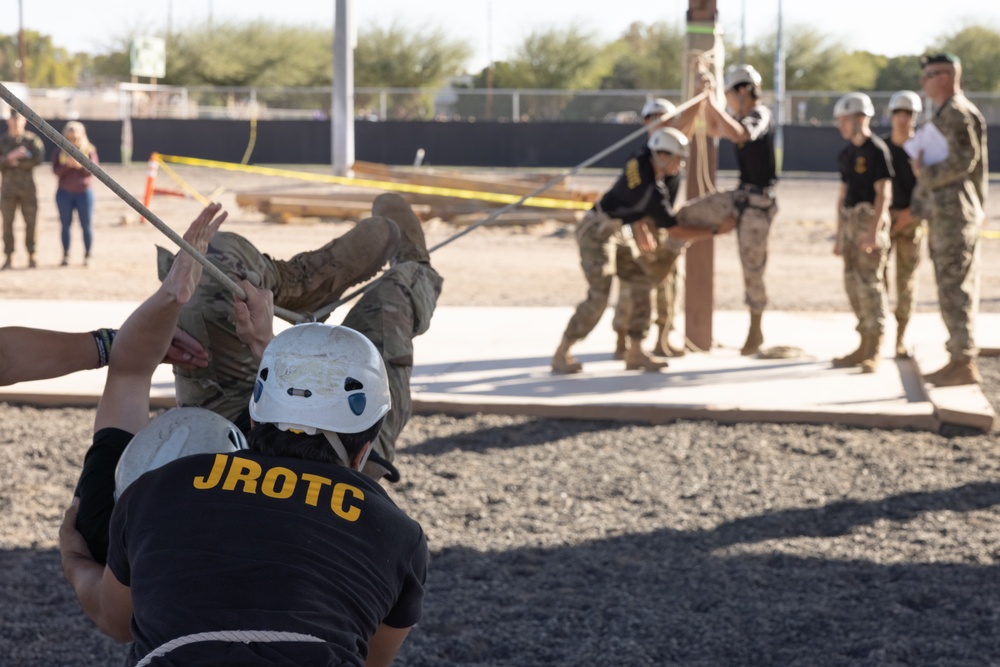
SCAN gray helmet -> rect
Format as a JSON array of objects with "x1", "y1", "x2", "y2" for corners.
[
  {"x1": 648, "y1": 127, "x2": 690, "y2": 159},
  {"x1": 888, "y1": 90, "x2": 922, "y2": 114},
  {"x1": 833, "y1": 92, "x2": 875, "y2": 119},
  {"x1": 724, "y1": 64, "x2": 762, "y2": 91},
  {"x1": 640, "y1": 98, "x2": 677, "y2": 119},
  {"x1": 115, "y1": 408, "x2": 247, "y2": 499}
]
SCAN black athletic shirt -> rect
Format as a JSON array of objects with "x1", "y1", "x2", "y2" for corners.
[
  {"x1": 597, "y1": 146, "x2": 680, "y2": 228},
  {"x1": 837, "y1": 135, "x2": 894, "y2": 207},
  {"x1": 107, "y1": 436, "x2": 427, "y2": 667},
  {"x1": 733, "y1": 105, "x2": 777, "y2": 189},
  {"x1": 881, "y1": 133, "x2": 917, "y2": 211}
]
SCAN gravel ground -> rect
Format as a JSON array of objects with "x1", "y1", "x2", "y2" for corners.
[{"x1": 1, "y1": 168, "x2": 999, "y2": 666}]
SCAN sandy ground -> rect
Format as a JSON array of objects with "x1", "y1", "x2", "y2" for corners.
[{"x1": 1, "y1": 164, "x2": 1000, "y2": 666}]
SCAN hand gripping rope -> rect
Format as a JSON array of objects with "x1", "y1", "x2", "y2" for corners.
[{"x1": 0, "y1": 83, "x2": 310, "y2": 325}]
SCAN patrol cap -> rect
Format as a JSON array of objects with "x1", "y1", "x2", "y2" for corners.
[{"x1": 920, "y1": 53, "x2": 960, "y2": 67}]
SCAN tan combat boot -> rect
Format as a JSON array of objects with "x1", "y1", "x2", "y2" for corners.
[
  {"x1": 895, "y1": 318, "x2": 909, "y2": 358},
  {"x1": 832, "y1": 334, "x2": 869, "y2": 368},
  {"x1": 614, "y1": 331, "x2": 628, "y2": 360},
  {"x1": 860, "y1": 334, "x2": 883, "y2": 374},
  {"x1": 372, "y1": 193, "x2": 430, "y2": 264},
  {"x1": 624, "y1": 337, "x2": 669, "y2": 371},
  {"x1": 741, "y1": 312, "x2": 764, "y2": 356},
  {"x1": 552, "y1": 336, "x2": 583, "y2": 374},
  {"x1": 927, "y1": 359, "x2": 982, "y2": 387}
]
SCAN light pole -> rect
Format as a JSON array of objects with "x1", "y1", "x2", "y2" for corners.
[
  {"x1": 773, "y1": 0, "x2": 786, "y2": 173},
  {"x1": 17, "y1": 0, "x2": 27, "y2": 83}
]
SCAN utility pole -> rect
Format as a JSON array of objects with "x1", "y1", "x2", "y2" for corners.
[
  {"x1": 683, "y1": 0, "x2": 721, "y2": 352},
  {"x1": 332, "y1": 0, "x2": 355, "y2": 176},
  {"x1": 17, "y1": 0, "x2": 27, "y2": 83}
]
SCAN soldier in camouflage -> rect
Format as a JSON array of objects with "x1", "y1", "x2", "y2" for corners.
[
  {"x1": 0, "y1": 110, "x2": 45, "y2": 270},
  {"x1": 158, "y1": 193, "x2": 442, "y2": 481},
  {"x1": 917, "y1": 53, "x2": 988, "y2": 387}
]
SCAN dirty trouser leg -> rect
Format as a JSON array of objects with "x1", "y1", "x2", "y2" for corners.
[
  {"x1": 562, "y1": 211, "x2": 619, "y2": 342},
  {"x1": 841, "y1": 205, "x2": 889, "y2": 336},
  {"x1": 655, "y1": 236, "x2": 685, "y2": 331},
  {"x1": 21, "y1": 190, "x2": 38, "y2": 255},
  {"x1": 341, "y1": 261, "x2": 443, "y2": 463},
  {"x1": 612, "y1": 282, "x2": 632, "y2": 337},
  {"x1": 889, "y1": 210, "x2": 923, "y2": 323},
  {"x1": 616, "y1": 244, "x2": 654, "y2": 339},
  {"x1": 738, "y1": 194, "x2": 776, "y2": 315},
  {"x1": 1, "y1": 191, "x2": 17, "y2": 256}
]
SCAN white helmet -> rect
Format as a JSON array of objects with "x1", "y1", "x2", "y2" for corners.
[
  {"x1": 833, "y1": 92, "x2": 875, "y2": 118},
  {"x1": 115, "y1": 407, "x2": 247, "y2": 499},
  {"x1": 724, "y1": 64, "x2": 762, "y2": 91},
  {"x1": 647, "y1": 127, "x2": 690, "y2": 159},
  {"x1": 249, "y1": 323, "x2": 391, "y2": 437},
  {"x1": 640, "y1": 98, "x2": 676, "y2": 119},
  {"x1": 888, "y1": 90, "x2": 922, "y2": 114}
]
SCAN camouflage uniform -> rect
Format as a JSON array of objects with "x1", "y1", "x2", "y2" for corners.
[
  {"x1": 676, "y1": 188, "x2": 777, "y2": 313},
  {"x1": 887, "y1": 208, "x2": 924, "y2": 323},
  {"x1": 158, "y1": 224, "x2": 440, "y2": 464},
  {"x1": 613, "y1": 234, "x2": 684, "y2": 340},
  {"x1": 919, "y1": 93, "x2": 988, "y2": 361},
  {"x1": 0, "y1": 129, "x2": 44, "y2": 257},
  {"x1": 840, "y1": 203, "x2": 890, "y2": 335}
]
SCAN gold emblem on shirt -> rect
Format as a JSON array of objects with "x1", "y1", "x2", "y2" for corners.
[
  {"x1": 626, "y1": 159, "x2": 641, "y2": 189},
  {"x1": 854, "y1": 157, "x2": 867, "y2": 174}
]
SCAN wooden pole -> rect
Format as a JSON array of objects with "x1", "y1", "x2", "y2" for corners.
[{"x1": 683, "y1": 0, "x2": 720, "y2": 352}]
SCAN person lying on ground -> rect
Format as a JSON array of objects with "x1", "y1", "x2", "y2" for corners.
[{"x1": 60, "y1": 202, "x2": 428, "y2": 667}]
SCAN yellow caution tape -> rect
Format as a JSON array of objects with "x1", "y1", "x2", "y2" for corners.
[
  {"x1": 981, "y1": 229, "x2": 1000, "y2": 239},
  {"x1": 154, "y1": 156, "x2": 212, "y2": 206},
  {"x1": 157, "y1": 154, "x2": 594, "y2": 211}
]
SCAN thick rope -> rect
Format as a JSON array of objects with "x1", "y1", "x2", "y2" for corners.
[
  {"x1": 135, "y1": 629, "x2": 324, "y2": 666},
  {"x1": 309, "y1": 92, "x2": 708, "y2": 323},
  {"x1": 0, "y1": 84, "x2": 308, "y2": 325}
]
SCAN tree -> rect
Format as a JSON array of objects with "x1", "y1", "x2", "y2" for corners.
[
  {"x1": 598, "y1": 21, "x2": 685, "y2": 90},
  {"x1": 933, "y1": 24, "x2": 1000, "y2": 92},
  {"x1": 743, "y1": 24, "x2": 858, "y2": 91},
  {"x1": 354, "y1": 22, "x2": 471, "y2": 89},
  {"x1": 502, "y1": 26, "x2": 601, "y2": 89},
  {"x1": 0, "y1": 31, "x2": 87, "y2": 87},
  {"x1": 874, "y1": 55, "x2": 923, "y2": 92}
]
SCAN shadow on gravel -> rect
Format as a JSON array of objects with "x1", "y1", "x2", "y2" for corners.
[{"x1": 401, "y1": 482, "x2": 1000, "y2": 667}]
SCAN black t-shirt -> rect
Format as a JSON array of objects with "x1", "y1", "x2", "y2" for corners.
[
  {"x1": 837, "y1": 135, "x2": 894, "y2": 207},
  {"x1": 108, "y1": 443, "x2": 427, "y2": 667},
  {"x1": 733, "y1": 105, "x2": 777, "y2": 189},
  {"x1": 597, "y1": 146, "x2": 678, "y2": 228},
  {"x1": 881, "y1": 133, "x2": 917, "y2": 211}
]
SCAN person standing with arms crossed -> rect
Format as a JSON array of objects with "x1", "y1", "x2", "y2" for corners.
[
  {"x1": 917, "y1": 53, "x2": 988, "y2": 387},
  {"x1": 881, "y1": 91, "x2": 925, "y2": 358},
  {"x1": 684, "y1": 65, "x2": 777, "y2": 356},
  {"x1": 0, "y1": 110, "x2": 44, "y2": 270},
  {"x1": 830, "y1": 92, "x2": 894, "y2": 374},
  {"x1": 53, "y1": 121, "x2": 99, "y2": 266}
]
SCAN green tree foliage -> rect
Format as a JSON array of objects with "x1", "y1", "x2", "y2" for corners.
[
  {"x1": 500, "y1": 26, "x2": 600, "y2": 89},
  {"x1": 354, "y1": 22, "x2": 472, "y2": 88},
  {"x1": 598, "y1": 22, "x2": 685, "y2": 90},
  {"x1": 0, "y1": 31, "x2": 87, "y2": 87},
  {"x1": 744, "y1": 24, "x2": 859, "y2": 91},
  {"x1": 874, "y1": 55, "x2": 923, "y2": 92},
  {"x1": 933, "y1": 24, "x2": 1000, "y2": 92}
]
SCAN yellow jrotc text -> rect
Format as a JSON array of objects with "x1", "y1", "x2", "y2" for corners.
[
  {"x1": 626, "y1": 159, "x2": 642, "y2": 189},
  {"x1": 192, "y1": 454, "x2": 365, "y2": 522}
]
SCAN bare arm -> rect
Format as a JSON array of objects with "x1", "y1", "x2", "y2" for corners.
[
  {"x1": 365, "y1": 624, "x2": 412, "y2": 667},
  {"x1": 703, "y1": 95, "x2": 749, "y2": 144}
]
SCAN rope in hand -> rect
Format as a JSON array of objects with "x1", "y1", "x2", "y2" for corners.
[{"x1": 0, "y1": 83, "x2": 309, "y2": 324}]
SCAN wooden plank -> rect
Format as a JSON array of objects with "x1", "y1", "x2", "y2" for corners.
[{"x1": 910, "y1": 344, "x2": 996, "y2": 433}]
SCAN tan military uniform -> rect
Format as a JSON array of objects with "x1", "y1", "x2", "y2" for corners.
[
  {"x1": 840, "y1": 204, "x2": 891, "y2": 335},
  {"x1": 919, "y1": 93, "x2": 988, "y2": 361},
  {"x1": 0, "y1": 129, "x2": 44, "y2": 257}
]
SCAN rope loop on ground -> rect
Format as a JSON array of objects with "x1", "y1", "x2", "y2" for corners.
[{"x1": 135, "y1": 629, "x2": 325, "y2": 666}]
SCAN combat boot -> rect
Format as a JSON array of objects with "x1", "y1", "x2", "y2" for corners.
[
  {"x1": 552, "y1": 336, "x2": 583, "y2": 374},
  {"x1": 832, "y1": 334, "x2": 869, "y2": 368},
  {"x1": 927, "y1": 359, "x2": 982, "y2": 387},
  {"x1": 860, "y1": 334, "x2": 883, "y2": 374},
  {"x1": 1, "y1": 254, "x2": 11, "y2": 270},
  {"x1": 372, "y1": 193, "x2": 429, "y2": 264},
  {"x1": 894, "y1": 318, "x2": 909, "y2": 358},
  {"x1": 741, "y1": 312, "x2": 764, "y2": 356},
  {"x1": 624, "y1": 337, "x2": 669, "y2": 371},
  {"x1": 614, "y1": 331, "x2": 628, "y2": 360},
  {"x1": 27, "y1": 254, "x2": 36, "y2": 269}
]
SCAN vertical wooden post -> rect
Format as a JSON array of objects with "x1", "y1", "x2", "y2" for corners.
[{"x1": 683, "y1": 0, "x2": 720, "y2": 352}]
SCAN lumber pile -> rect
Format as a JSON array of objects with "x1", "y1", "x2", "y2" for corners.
[{"x1": 234, "y1": 162, "x2": 597, "y2": 225}]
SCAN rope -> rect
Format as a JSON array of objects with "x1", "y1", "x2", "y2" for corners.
[
  {"x1": 135, "y1": 629, "x2": 324, "y2": 666},
  {"x1": 307, "y1": 93, "x2": 708, "y2": 323},
  {"x1": 0, "y1": 83, "x2": 308, "y2": 325}
]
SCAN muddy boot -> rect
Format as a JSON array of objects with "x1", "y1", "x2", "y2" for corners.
[
  {"x1": 832, "y1": 334, "x2": 869, "y2": 368},
  {"x1": 928, "y1": 359, "x2": 982, "y2": 387},
  {"x1": 860, "y1": 334, "x2": 883, "y2": 374},
  {"x1": 624, "y1": 337, "x2": 669, "y2": 371},
  {"x1": 613, "y1": 331, "x2": 628, "y2": 361},
  {"x1": 552, "y1": 336, "x2": 583, "y2": 374},
  {"x1": 741, "y1": 312, "x2": 764, "y2": 356},
  {"x1": 894, "y1": 318, "x2": 909, "y2": 358},
  {"x1": 1, "y1": 254, "x2": 11, "y2": 270},
  {"x1": 372, "y1": 193, "x2": 429, "y2": 264}
]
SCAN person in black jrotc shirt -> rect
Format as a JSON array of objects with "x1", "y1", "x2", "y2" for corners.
[{"x1": 831, "y1": 92, "x2": 894, "y2": 374}]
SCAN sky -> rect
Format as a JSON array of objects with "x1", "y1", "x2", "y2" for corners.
[{"x1": 20, "y1": 0, "x2": 1000, "y2": 75}]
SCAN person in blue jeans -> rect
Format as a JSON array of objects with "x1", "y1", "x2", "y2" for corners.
[{"x1": 52, "y1": 121, "x2": 98, "y2": 266}]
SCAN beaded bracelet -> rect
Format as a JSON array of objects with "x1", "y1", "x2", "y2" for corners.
[{"x1": 92, "y1": 328, "x2": 118, "y2": 368}]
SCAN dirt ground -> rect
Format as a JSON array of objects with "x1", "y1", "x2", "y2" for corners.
[{"x1": 1, "y1": 164, "x2": 999, "y2": 666}]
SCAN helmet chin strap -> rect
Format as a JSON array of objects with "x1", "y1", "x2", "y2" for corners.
[{"x1": 322, "y1": 430, "x2": 373, "y2": 471}]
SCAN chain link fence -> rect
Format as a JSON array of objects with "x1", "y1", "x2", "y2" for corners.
[{"x1": 14, "y1": 84, "x2": 1000, "y2": 125}]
